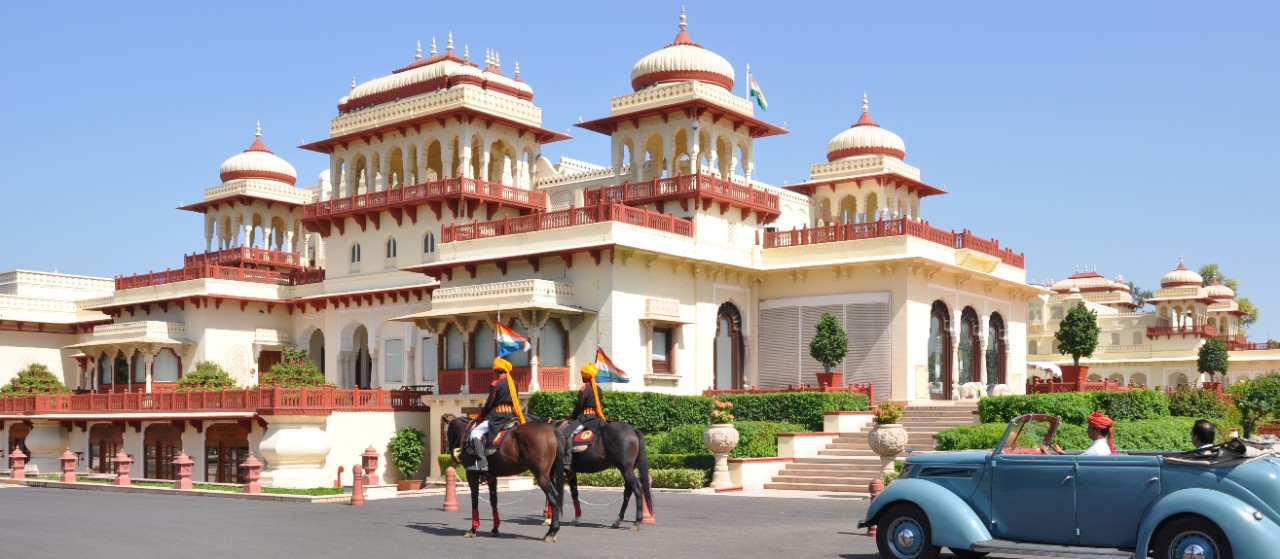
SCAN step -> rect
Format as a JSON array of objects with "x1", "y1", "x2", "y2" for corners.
[
  {"x1": 778, "y1": 467, "x2": 884, "y2": 477},
  {"x1": 762, "y1": 482, "x2": 870, "y2": 493}
]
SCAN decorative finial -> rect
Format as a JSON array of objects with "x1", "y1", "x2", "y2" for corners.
[
  {"x1": 430, "y1": 36, "x2": 437, "y2": 56},
  {"x1": 415, "y1": 40, "x2": 422, "y2": 60},
  {"x1": 862, "y1": 92, "x2": 869, "y2": 113},
  {"x1": 447, "y1": 32, "x2": 454, "y2": 54},
  {"x1": 494, "y1": 51, "x2": 500, "y2": 71},
  {"x1": 679, "y1": 5, "x2": 687, "y2": 31},
  {"x1": 1092, "y1": 264, "x2": 1097, "y2": 273},
  {"x1": 255, "y1": 120, "x2": 262, "y2": 139},
  {"x1": 464, "y1": 44, "x2": 469, "y2": 62},
  {"x1": 351, "y1": 76, "x2": 356, "y2": 90},
  {"x1": 485, "y1": 48, "x2": 491, "y2": 67},
  {"x1": 514, "y1": 61, "x2": 520, "y2": 79}
]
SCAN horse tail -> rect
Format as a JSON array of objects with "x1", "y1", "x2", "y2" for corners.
[
  {"x1": 553, "y1": 427, "x2": 567, "y2": 509},
  {"x1": 635, "y1": 428, "x2": 654, "y2": 516}
]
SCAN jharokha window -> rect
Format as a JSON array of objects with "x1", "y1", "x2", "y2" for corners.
[{"x1": 651, "y1": 326, "x2": 674, "y2": 374}]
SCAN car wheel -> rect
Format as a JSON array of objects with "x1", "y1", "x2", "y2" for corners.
[
  {"x1": 875, "y1": 503, "x2": 941, "y2": 559},
  {"x1": 1153, "y1": 516, "x2": 1232, "y2": 559},
  {"x1": 947, "y1": 549, "x2": 989, "y2": 559}
]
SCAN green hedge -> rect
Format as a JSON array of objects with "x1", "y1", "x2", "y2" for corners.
[
  {"x1": 575, "y1": 468, "x2": 706, "y2": 489},
  {"x1": 644, "y1": 421, "x2": 804, "y2": 458},
  {"x1": 1167, "y1": 386, "x2": 1228, "y2": 424},
  {"x1": 646, "y1": 453, "x2": 714, "y2": 471},
  {"x1": 978, "y1": 390, "x2": 1170, "y2": 425},
  {"x1": 527, "y1": 390, "x2": 867, "y2": 433},
  {"x1": 935, "y1": 416, "x2": 1226, "y2": 452}
]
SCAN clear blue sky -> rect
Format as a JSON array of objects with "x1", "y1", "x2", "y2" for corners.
[{"x1": 2, "y1": 2, "x2": 1277, "y2": 340}]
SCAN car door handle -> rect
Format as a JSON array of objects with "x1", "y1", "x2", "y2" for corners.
[
  {"x1": 1061, "y1": 475, "x2": 1073, "y2": 485},
  {"x1": 1145, "y1": 476, "x2": 1159, "y2": 485}
]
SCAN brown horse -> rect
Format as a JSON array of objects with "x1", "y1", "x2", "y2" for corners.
[
  {"x1": 553, "y1": 420, "x2": 654, "y2": 530},
  {"x1": 444, "y1": 414, "x2": 564, "y2": 542}
]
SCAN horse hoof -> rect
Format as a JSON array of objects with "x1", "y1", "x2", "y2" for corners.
[
  {"x1": 490, "y1": 528, "x2": 500, "y2": 536},
  {"x1": 465, "y1": 531, "x2": 477, "y2": 539},
  {"x1": 544, "y1": 535, "x2": 557, "y2": 543},
  {"x1": 630, "y1": 524, "x2": 640, "y2": 532},
  {"x1": 572, "y1": 519, "x2": 580, "y2": 527},
  {"x1": 541, "y1": 518, "x2": 551, "y2": 527},
  {"x1": 612, "y1": 519, "x2": 622, "y2": 529}
]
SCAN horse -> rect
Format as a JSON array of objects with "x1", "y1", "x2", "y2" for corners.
[
  {"x1": 550, "y1": 420, "x2": 654, "y2": 530},
  {"x1": 443, "y1": 414, "x2": 565, "y2": 542}
]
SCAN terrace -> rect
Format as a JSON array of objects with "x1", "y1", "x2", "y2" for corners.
[
  {"x1": 0, "y1": 387, "x2": 430, "y2": 417},
  {"x1": 302, "y1": 177, "x2": 547, "y2": 236},
  {"x1": 115, "y1": 264, "x2": 325, "y2": 290},
  {"x1": 441, "y1": 203, "x2": 694, "y2": 243},
  {"x1": 183, "y1": 247, "x2": 310, "y2": 270},
  {"x1": 583, "y1": 173, "x2": 780, "y2": 224},
  {"x1": 761, "y1": 218, "x2": 1025, "y2": 269}
]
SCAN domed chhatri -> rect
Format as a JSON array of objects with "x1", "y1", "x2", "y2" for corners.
[
  {"x1": 1159, "y1": 256, "x2": 1203, "y2": 288},
  {"x1": 218, "y1": 122, "x2": 298, "y2": 186},
  {"x1": 825, "y1": 93, "x2": 906, "y2": 162},
  {"x1": 1206, "y1": 277, "x2": 1235, "y2": 300},
  {"x1": 630, "y1": 7, "x2": 735, "y2": 92}
]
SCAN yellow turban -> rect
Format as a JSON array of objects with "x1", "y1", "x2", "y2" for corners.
[
  {"x1": 493, "y1": 357, "x2": 512, "y2": 374},
  {"x1": 580, "y1": 362, "x2": 598, "y2": 378}
]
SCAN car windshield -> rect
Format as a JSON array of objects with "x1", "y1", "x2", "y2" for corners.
[{"x1": 1000, "y1": 415, "x2": 1058, "y2": 454}]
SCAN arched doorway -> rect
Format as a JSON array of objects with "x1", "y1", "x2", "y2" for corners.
[
  {"x1": 353, "y1": 325, "x2": 371, "y2": 389},
  {"x1": 143, "y1": 423, "x2": 181, "y2": 480},
  {"x1": 205, "y1": 423, "x2": 249, "y2": 483},
  {"x1": 309, "y1": 330, "x2": 326, "y2": 375},
  {"x1": 8, "y1": 422, "x2": 31, "y2": 458},
  {"x1": 928, "y1": 301, "x2": 953, "y2": 400},
  {"x1": 986, "y1": 313, "x2": 1007, "y2": 392},
  {"x1": 714, "y1": 302, "x2": 745, "y2": 390},
  {"x1": 959, "y1": 307, "x2": 981, "y2": 386},
  {"x1": 88, "y1": 423, "x2": 123, "y2": 473}
]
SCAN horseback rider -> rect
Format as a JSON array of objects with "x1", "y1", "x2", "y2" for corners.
[
  {"x1": 468, "y1": 356, "x2": 525, "y2": 471},
  {"x1": 562, "y1": 362, "x2": 607, "y2": 468}
]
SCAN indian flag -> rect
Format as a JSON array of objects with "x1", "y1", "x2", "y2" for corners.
[
  {"x1": 748, "y1": 74, "x2": 768, "y2": 111},
  {"x1": 495, "y1": 323, "x2": 531, "y2": 357},
  {"x1": 594, "y1": 347, "x2": 630, "y2": 383}
]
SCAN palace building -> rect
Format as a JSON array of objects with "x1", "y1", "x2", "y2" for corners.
[{"x1": 1, "y1": 11, "x2": 1045, "y2": 486}]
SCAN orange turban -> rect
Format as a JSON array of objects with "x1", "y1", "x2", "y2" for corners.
[
  {"x1": 1088, "y1": 411, "x2": 1115, "y2": 453},
  {"x1": 492, "y1": 357, "x2": 512, "y2": 374}
]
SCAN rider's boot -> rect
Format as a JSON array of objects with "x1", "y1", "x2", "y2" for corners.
[{"x1": 470, "y1": 437, "x2": 488, "y2": 472}]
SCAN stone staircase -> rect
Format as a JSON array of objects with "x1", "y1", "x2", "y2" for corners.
[{"x1": 762, "y1": 402, "x2": 978, "y2": 493}]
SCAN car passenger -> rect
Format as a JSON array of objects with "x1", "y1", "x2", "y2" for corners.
[
  {"x1": 1191, "y1": 419, "x2": 1216, "y2": 453},
  {"x1": 1080, "y1": 411, "x2": 1114, "y2": 456}
]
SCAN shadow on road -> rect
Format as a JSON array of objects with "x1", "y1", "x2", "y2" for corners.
[{"x1": 408, "y1": 521, "x2": 552, "y2": 542}]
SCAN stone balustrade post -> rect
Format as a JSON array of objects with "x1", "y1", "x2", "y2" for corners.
[
  {"x1": 362, "y1": 445, "x2": 379, "y2": 485},
  {"x1": 113, "y1": 450, "x2": 133, "y2": 486},
  {"x1": 241, "y1": 452, "x2": 262, "y2": 494},
  {"x1": 351, "y1": 465, "x2": 365, "y2": 507},
  {"x1": 173, "y1": 451, "x2": 194, "y2": 490},
  {"x1": 60, "y1": 447, "x2": 76, "y2": 482}
]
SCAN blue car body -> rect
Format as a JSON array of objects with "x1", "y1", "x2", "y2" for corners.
[{"x1": 858, "y1": 414, "x2": 1280, "y2": 558}]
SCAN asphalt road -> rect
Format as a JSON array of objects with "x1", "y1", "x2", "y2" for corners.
[{"x1": 0, "y1": 485, "x2": 1048, "y2": 559}]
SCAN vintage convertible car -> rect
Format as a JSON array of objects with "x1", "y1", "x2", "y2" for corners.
[{"x1": 858, "y1": 414, "x2": 1280, "y2": 559}]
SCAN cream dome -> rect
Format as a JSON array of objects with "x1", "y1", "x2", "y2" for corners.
[
  {"x1": 826, "y1": 94, "x2": 906, "y2": 162},
  {"x1": 1206, "y1": 278, "x2": 1235, "y2": 300},
  {"x1": 1160, "y1": 260, "x2": 1203, "y2": 288},
  {"x1": 631, "y1": 9, "x2": 734, "y2": 92},
  {"x1": 219, "y1": 125, "x2": 297, "y2": 186},
  {"x1": 1049, "y1": 271, "x2": 1115, "y2": 294}
]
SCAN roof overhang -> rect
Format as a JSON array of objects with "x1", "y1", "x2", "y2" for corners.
[
  {"x1": 300, "y1": 106, "x2": 570, "y2": 154},
  {"x1": 784, "y1": 172, "x2": 947, "y2": 199},
  {"x1": 577, "y1": 98, "x2": 787, "y2": 138}
]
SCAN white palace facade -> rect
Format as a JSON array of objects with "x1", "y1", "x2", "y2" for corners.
[{"x1": 1, "y1": 12, "x2": 1049, "y2": 485}]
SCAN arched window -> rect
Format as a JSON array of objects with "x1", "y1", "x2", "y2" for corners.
[
  {"x1": 928, "y1": 301, "x2": 953, "y2": 400},
  {"x1": 714, "y1": 302, "x2": 744, "y2": 390},
  {"x1": 959, "y1": 307, "x2": 980, "y2": 385},
  {"x1": 539, "y1": 319, "x2": 567, "y2": 367},
  {"x1": 385, "y1": 237, "x2": 397, "y2": 259},
  {"x1": 506, "y1": 319, "x2": 531, "y2": 367},
  {"x1": 471, "y1": 323, "x2": 495, "y2": 369},
  {"x1": 97, "y1": 352, "x2": 112, "y2": 386},
  {"x1": 987, "y1": 313, "x2": 1007, "y2": 387},
  {"x1": 1133, "y1": 331, "x2": 1143, "y2": 345},
  {"x1": 153, "y1": 349, "x2": 181, "y2": 383},
  {"x1": 442, "y1": 325, "x2": 465, "y2": 370},
  {"x1": 131, "y1": 351, "x2": 146, "y2": 383},
  {"x1": 423, "y1": 232, "x2": 436, "y2": 254},
  {"x1": 350, "y1": 243, "x2": 362, "y2": 263}
]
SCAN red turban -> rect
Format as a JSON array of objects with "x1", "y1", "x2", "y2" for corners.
[{"x1": 1088, "y1": 411, "x2": 1115, "y2": 453}]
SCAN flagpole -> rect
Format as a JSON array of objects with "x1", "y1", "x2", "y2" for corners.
[{"x1": 745, "y1": 63, "x2": 750, "y2": 99}]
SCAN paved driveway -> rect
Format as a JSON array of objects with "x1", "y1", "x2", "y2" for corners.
[{"x1": 0, "y1": 485, "x2": 1045, "y2": 559}]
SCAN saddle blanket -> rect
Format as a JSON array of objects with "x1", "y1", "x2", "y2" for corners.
[{"x1": 571, "y1": 428, "x2": 597, "y2": 452}]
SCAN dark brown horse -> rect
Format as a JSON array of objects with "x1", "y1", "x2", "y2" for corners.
[
  {"x1": 552, "y1": 421, "x2": 654, "y2": 530},
  {"x1": 444, "y1": 414, "x2": 564, "y2": 542}
]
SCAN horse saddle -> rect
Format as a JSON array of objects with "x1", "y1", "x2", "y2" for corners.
[
  {"x1": 571, "y1": 427, "x2": 599, "y2": 453},
  {"x1": 481, "y1": 419, "x2": 521, "y2": 455}
]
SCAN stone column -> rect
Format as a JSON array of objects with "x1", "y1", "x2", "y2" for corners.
[
  {"x1": 143, "y1": 349, "x2": 155, "y2": 393},
  {"x1": 480, "y1": 151, "x2": 491, "y2": 183},
  {"x1": 258, "y1": 415, "x2": 332, "y2": 489},
  {"x1": 284, "y1": 230, "x2": 295, "y2": 254},
  {"x1": 460, "y1": 144, "x2": 473, "y2": 179}
]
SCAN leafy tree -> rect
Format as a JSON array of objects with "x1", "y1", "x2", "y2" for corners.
[
  {"x1": 1196, "y1": 337, "x2": 1230, "y2": 382},
  {"x1": 0, "y1": 363, "x2": 70, "y2": 395},
  {"x1": 1230, "y1": 372, "x2": 1280, "y2": 437},
  {"x1": 261, "y1": 345, "x2": 328, "y2": 388},
  {"x1": 808, "y1": 312, "x2": 849, "y2": 373},
  {"x1": 388, "y1": 426, "x2": 425, "y2": 479},
  {"x1": 1198, "y1": 263, "x2": 1259, "y2": 329},
  {"x1": 1126, "y1": 281, "x2": 1154, "y2": 307},
  {"x1": 175, "y1": 361, "x2": 239, "y2": 392},
  {"x1": 1055, "y1": 301, "x2": 1099, "y2": 366}
]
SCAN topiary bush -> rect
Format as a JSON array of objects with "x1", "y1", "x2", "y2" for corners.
[
  {"x1": 1168, "y1": 385, "x2": 1227, "y2": 419},
  {"x1": 175, "y1": 361, "x2": 239, "y2": 392},
  {"x1": 0, "y1": 363, "x2": 70, "y2": 395},
  {"x1": 388, "y1": 427, "x2": 425, "y2": 479}
]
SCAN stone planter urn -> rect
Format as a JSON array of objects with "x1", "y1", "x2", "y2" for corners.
[
  {"x1": 703, "y1": 423, "x2": 740, "y2": 489},
  {"x1": 867, "y1": 423, "x2": 909, "y2": 474}
]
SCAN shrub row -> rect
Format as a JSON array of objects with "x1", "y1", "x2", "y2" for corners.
[
  {"x1": 527, "y1": 390, "x2": 867, "y2": 433},
  {"x1": 574, "y1": 468, "x2": 706, "y2": 490},
  {"x1": 978, "y1": 390, "x2": 1171, "y2": 425},
  {"x1": 644, "y1": 420, "x2": 804, "y2": 458},
  {"x1": 646, "y1": 453, "x2": 714, "y2": 471},
  {"x1": 935, "y1": 416, "x2": 1229, "y2": 452}
]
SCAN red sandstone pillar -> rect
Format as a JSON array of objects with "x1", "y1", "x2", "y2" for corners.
[
  {"x1": 240, "y1": 452, "x2": 262, "y2": 494},
  {"x1": 173, "y1": 451, "x2": 194, "y2": 490},
  {"x1": 443, "y1": 466, "x2": 458, "y2": 512},
  {"x1": 867, "y1": 477, "x2": 885, "y2": 537},
  {"x1": 361, "y1": 445, "x2": 379, "y2": 486},
  {"x1": 60, "y1": 447, "x2": 76, "y2": 483},
  {"x1": 351, "y1": 464, "x2": 365, "y2": 507},
  {"x1": 114, "y1": 450, "x2": 133, "y2": 486},
  {"x1": 8, "y1": 448, "x2": 27, "y2": 480}
]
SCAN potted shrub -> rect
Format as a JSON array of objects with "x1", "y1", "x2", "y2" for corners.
[
  {"x1": 702, "y1": 400, "x2": 739, "y2": 489},
  {"x1": 388, "y1": 427, "x2": 425, "y2": 491},
  {"x1": 809, "y1": 312, "x2": 849, "y2": 388},
  {"x1": 867, "y1": 401, "x2": 907, "y2": 474},
  {"x1": 1055, "y1": 301, "x2": 1099, "y2": 384},
  {"x1": 1196, "y1": 336, "x2": 1229, "y2": 390}
]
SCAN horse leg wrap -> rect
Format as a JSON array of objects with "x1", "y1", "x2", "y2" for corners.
[
  {"x1": 492, "y1": 508, "x2": 500, "y2": 530},
  {"x1": 471, "y1": 509, "x2": 480, "y2": 531}
]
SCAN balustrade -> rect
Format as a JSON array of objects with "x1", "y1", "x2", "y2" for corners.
[
  {"x1": 441, "y1": 203, "x2": 693, "y2": 243},
  {"x1": 0, "y1": 387, "x2": 429, "y2": 415},
  {"x1": 303, "y1": 176, "x2": 546, "y2": 219},
  {"x1": 761, "y1": 218, "x2": 1025, "y2": 269}
]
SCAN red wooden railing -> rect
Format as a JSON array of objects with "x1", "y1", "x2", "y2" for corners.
[
  {"x1": 1146, "y1": 325, "x2": 1218, "y2": 339},
  {"x1": 184, "y1": 247, "x2": 309, "y2": 269},
  {"x1": 115, "y1": 264, "x2": 325, "y2": 290},
  {"x1": 435, "y1": 367, "x2": 571, "y2": 395},
  {"x1": 761, "y1": 219, "x2": 1025, "y2": 269},
  {"x1": 441, "y1": 203, "x2": 694, "y2": 243},
  {"x1": 303, "y1": 177, "x2": 546, "y2": 219},
  {"x1": 1026, "y1": 379, "x2": 1129, "y2": 394},
  {"x1": 0, "y1": 387, "x2": 430, "y2": 415},
  {"x1": 704, "y1": 382, "x2": 875, "y2": 404},
  {"x1": 584, "y1": 173, "x2": 780, "y2": 217}
]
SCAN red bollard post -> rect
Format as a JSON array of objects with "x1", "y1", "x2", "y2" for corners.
[
  {"x1": 867, "y1": 477, "x2": 885, "y2": 537},
  {"x1": 335, "y1": 465, "x2": 345, "y2": 488},
  {"x1": 60, "y1": 448, "x2": 77, "y2": 483},
  {"x1": 173, "y1": 451, "x2": 194, "y2": 490},
  {"x1": 641, "y1": 475, "x2": 655, "y2": 524},
  {"x1": 362, "y1": 445, "x2": 379, "y2": 486},
  {"x1": 443, "y1": 466, "x2": 458, "y2": 512},
  {"x1": 8, "y1": 448, "x2": 27, "y2": 480},
  {"x1": 351, "y1": 464, "x2": 365, "y2": 507},
  {"x1": 240, "y1": 452, "x2": 262, "y2": 494},
  {"x1": 114, "y1": 450, "x2": 133, "y2": 486}
]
